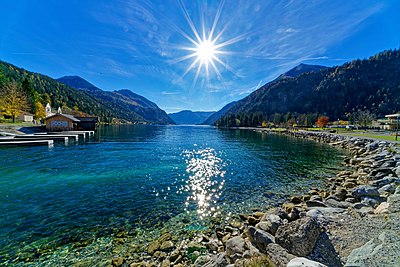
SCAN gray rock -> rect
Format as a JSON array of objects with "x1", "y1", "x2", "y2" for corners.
[
  {"x1": 371, "y1": 167, "x2": 393, "y2": 176},
  {"x1": 308, "y1": 232, "x2": 342, "y2": 267},
  {"x1": 358, "y1": 206, "x2": 375, "y2": 215},
  {"x1": 194, "y1": 255, "x2": 212, "y2": 267},
  {"x1": 345, "y1": 197, "x2": 358, "y2": 203},
  {"x1": 371, "y1": 151, "x2": 390, "y2": 160},
  {"x1": 369, "y1": 177, "x2": 400, "y2": 187},
  {"x1": 327, "y1": 188, "x2": 348, "y2": 201},
  {"x1": 275, "y1": 217, "x2": 321, "y2": 257},
  {"x1": 366, "y1": 142, "x2": 379, "y2": 150},
  {"x1": 306, "y1": 200, "x2": 327, "y2": 208},
  {"x1": 381, "y1": 160, "x2": 396, "y2": 168},
  {"x1": 344, "y1": 231, "x2": 400, "y2": 267},
  {"x1": 244, "y1": 240, "x2": 262, "y2": 258},
  {"x1": 351, "y1": 185, "x2": 380, "y2": 198},
  {"x1": 265, "y1": 243, "x2": 295, "y2": 267},
  {"x1": 225, "y1": 236, "x2": 245, "y2": 259},
  {"x1": 387, "y1": 194, "x2": 400, "y2": 213},
  {"x1": 307, "y1": 207, "x2": 346, "y2": 218},
  {"x1": 202, "y1": 252, "x2": 228, "y2": 267},
  {"x1": 287, "y1": 257, "x2": 327, "y2": 267},
  {"x1": 325, "y1": 199, "x2": 351, "y2": 209},
  {"x1": 352, "y1": 202, "x2": 370, "y2": 209},
  {"x1": 256, "y1": 214, "x2": 282, "y2": 235},
  {"x1": 261, "y1": 207, "x2": 289, "y2": 221},
  {"x1": 247, "y1": 226, "x2": 275, "y2": 253},
  {"x1": 361, "y1": 196, "x2": 383, "y2": 208},
  {"x1": 310, "y1": 195, "x2": 323, "y2": 202},
  {"x1": 288, "y1": 207, "x2": 301, "y2": 221},
  {"x1": 394, "y1": 166, "x2": 400, "y2": 177},
  {"x1": 378, "y1": 184, "x2": 395, "y2": 195}
]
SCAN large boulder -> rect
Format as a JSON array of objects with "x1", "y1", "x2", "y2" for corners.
[
  {"x1": 275, "y1": 217, "x2": 320, "y2": 256},
  {"x1": 351, "y1": 185, "x2": 380, "y2": 198},
  {"x1": 287, "y1": 257, "x2": 327, "y2": 267},
  {"x1": 225, "y1": 236, "x2": 246, "y2": 260},
  {"x1": 256, "y1": 214, "x2": 282, "y2": 235},
  {"x1": 247, "y1": 226, "x2": 275, "y2": 253},
  {"x1": 265, "y1": 243, "x2": 295, "y2": 267},
  {"x1": 369, "y1": 177, "x2": 400, "y2": 188},
  {"x1": 308, "y1": 232, "x2": 342, "y2": 267},
  {"x1": 261, "y1": 207, "x2": 289, "y2": 221},
  {"x1": 201, "y1": 252, "x2": 229, "y2": 267}
]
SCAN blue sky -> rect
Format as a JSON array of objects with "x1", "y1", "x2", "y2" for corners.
[{"x1": 1, "y1": 0, "x2": 399, "y2": 113}]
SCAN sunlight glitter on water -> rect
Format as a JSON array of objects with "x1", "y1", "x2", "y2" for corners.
[{"x1": 180, "y1": 148, "x2": 226, "y2": 219}]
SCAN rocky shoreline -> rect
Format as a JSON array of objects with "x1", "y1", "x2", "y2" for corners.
[{"x1": 110, "y1": 130, "x2": 400, "y2": 267}]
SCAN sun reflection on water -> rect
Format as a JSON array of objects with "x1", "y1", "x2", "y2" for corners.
[{"x1": 179, "y1": 147, "x2": 226, "y2": 219}]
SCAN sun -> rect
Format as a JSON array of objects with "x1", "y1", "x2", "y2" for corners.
[
  {"x1": 195, "y1": 39, "x2": 217, "y2": 67},
  {"x1": 171, "y1": 1, "x2": 245, "y2": 85}
]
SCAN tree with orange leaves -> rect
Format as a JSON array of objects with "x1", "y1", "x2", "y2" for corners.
[{"x1": 316, "y1": 116, "x2": 329, "y2": 128}]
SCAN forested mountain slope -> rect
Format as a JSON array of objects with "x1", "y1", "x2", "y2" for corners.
[{"x1": 216, "y1": 49, "x2": 400, "y2": 126}]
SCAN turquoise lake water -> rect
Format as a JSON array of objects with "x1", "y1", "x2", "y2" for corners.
[{"x1": 0, "y1": 125, "x2": 346, "y2": 266}]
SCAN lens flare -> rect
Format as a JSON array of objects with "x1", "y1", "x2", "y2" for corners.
[{"x1": 171, "y1": 0, "x2": 246, "y2": 85}]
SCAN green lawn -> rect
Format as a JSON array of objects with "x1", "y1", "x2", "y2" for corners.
[{"x1": 343, "y1": 132, "x2": 399, "y2": 142}]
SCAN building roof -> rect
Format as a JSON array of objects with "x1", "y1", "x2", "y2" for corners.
[
  {"x1": 45, "y1": 113, "x2": 80, "y2": 122},
  {"x1": 74, "y1": 116, "x2": 99, "y2": 122},
  {"x1": 19, "y1": 111, "x2": 34, "y2": 116},
  {"x1": 385, "y1": 114, "x2": 400, "y2": 118}
]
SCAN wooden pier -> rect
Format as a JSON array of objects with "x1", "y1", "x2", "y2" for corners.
[
  {"x1": 0, "y1": 130, "x2": 94, "y2": 148},
  {"x1": 17, "y1": 134, "x2": 79, "y2": 141},
  {"x1": 0, "y1": 140, "x2": 54, "y2": 147},
  {"x1": 0, "y1": 136, "x2": 68, "y2": 142}
]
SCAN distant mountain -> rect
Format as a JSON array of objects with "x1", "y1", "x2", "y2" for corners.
[
  {"x1": 57, "y1": 76, "x2": 174, "y2": 124},
  {"x1": 201, "y1": 101, "x2": 238, "y2": 125},
  {"x1": 278, "y1": 63, "x2": 328, "y2": 79},
  {"x1": 0, "y1": 61, "x2": 174, "y2": 124},
  {"x1": 57, "y1": 75, "x2": 99, "y2": 92},
  {"x1": 206, "y1": 64, "x2": 326, "y2": 125},
  {"x1": 216, "y1": 49, "x2": 400, "y2": 127},
  {"x1": 169, "y1": 110, "x2": 215, "y2": 124},
  {"x1": 0, "y1": 61, "x2": 112, "y2": 119}
]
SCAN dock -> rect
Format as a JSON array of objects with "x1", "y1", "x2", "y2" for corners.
[
  {"x1": 16, "y1": 134, "x2": 79, "y2": 141},
  {"x1": 35, "y1": 131, "x2": 94, "y2": 139},
  {"x1": 0, "y1": 130, "x2": 94, "y2": 148},
  {"x1": 0, "y1": 140, "x2": 54, "y2": 147},
  {"x1": 0, "y1": 136, "x2": 68, "y2": 142}
]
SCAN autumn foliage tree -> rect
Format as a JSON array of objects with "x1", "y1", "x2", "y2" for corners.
[
  {"x1": 0, "y1": 82, "x2": 30, "y2": 123},
  {"x1": 316, "y1": 116, "x2": 329, "y2": 128},
  {"x1": 33, "y1": 101, "x2": 46, "y2": 120}
]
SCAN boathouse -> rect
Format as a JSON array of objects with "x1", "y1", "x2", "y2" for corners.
[
  {"x1": 45, "y1": 113, "x2": 80, "y2": 131},
  {"x1": 75, "y1": 116, "x2": 99, "y2": 130}
]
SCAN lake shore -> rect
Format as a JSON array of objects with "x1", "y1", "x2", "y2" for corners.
[{"x1": 124, "y1": 129, "x2": 400, "y2": 267}]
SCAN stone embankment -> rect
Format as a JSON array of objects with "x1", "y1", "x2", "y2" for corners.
[{"x1": 113, "y1": 130, "x2": 400, "y2": 267}]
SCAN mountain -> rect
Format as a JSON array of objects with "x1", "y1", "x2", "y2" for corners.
[
  {"x1": 216, "y1": 49, "x2": 400, "y2": 127},
  {"x1": 0, "y1": 61, "x2": 173, "y2": 124},
  {"x1": 205, "y1": 64, "x2": 326, "y2": 126},
  {"x1": 201, "y1": 101, "x2": 238, "y2": 125},
  {"x1": 0, "y1": 61, "x2": 112, "y2": 119},
  {"x1": 168, "y1": 110, "x2": 215, "y2": 124},
  {"x1": 56, "y1": 75, "x2": 99, "y2": 92},
  {"x1": 57, "y1": 76, "x2": 174, "y2": 124},
  {"x1": 278, "y1": 63, "x2": 328, "y2": 79}
]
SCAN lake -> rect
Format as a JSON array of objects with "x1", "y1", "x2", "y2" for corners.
[{"x1": 0, "y1": 125, "x2": 346, "y2": 266}]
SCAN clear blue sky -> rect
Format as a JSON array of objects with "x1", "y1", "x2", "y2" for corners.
[{"x1": 1, "y1": 0, "x2": 399, "y2": 113}]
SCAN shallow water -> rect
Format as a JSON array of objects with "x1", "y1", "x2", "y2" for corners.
[{"x1": 0, "y1": 125, "x2": 346, "y2": 265}]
